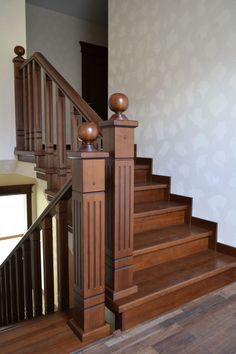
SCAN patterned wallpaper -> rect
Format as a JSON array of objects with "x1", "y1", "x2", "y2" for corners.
[{"x1": 109, "y1": 0, "x2": 236, "y2": 246}]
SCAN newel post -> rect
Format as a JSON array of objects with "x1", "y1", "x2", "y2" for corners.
[
  {"x1": 100, "y1": 93, "x2": 138, "y2": 301},
  {"x1": 13, "y1": 46, "x2": 25, "y2": 150},
  {"x1": 68, "y1": 123, "x2": 110, "y2": 342}
]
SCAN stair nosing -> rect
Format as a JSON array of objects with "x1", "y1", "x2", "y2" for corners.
[
  {"x1": 134, "y1": 204, "x2": 188, "y2": 218},
  {"x1": 133, "y1": 230, "x2": 213, "y2": 256},
  {"x1": 134, "y1": 183, "x2": 168, "y2": 191},
  {"x1": 118, "y1": 261, "x2": 236, "y2": 313}
]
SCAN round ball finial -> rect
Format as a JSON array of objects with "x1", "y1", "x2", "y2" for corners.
[
  {"x1": 14, "y1": 46, "x2": 25, "y2": 58},
  {"x1": 78, "y1": 122, "x2": 99, "y2": 152},
  {"x1": 109, "y1": 93, "x2": 129, "y2": 121}
]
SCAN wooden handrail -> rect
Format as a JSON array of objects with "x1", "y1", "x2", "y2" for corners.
[
  {"x1": 20, "y1": 52, "x2": 102, "y2": 125},
  {"x1": 0, "y1": 178, "x2": 72, "y2": 269}
]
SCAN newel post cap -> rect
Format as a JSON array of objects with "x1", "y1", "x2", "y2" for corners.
[
  {"x1": 78, "y1": 122, "x2": 99, "y2": 152},
  {"x1": 13, "y1": 45, "x2": 25, "y2": 62},
  {"x1": 109, "y1": 93, "x2": 129, "y2": 121}
]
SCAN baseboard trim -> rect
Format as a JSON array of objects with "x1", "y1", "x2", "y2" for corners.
[{"x1": 216, "y1": 242, "x2": 236, "y2": 257}]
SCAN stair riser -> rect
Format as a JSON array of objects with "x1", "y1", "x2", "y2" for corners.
[
  {"x1": 134, "y1": 210, "x2": 187, "y2": 234},
  {"x1": 134, "y1": 189, "x2": 167, "y2": 204},
  {"x1": 115, "y1": 268, "x2": 236, "y2": 330},
  {"x1": 134, "y1": 169, "x2": 150, "y2": 184},
  {"x1": 134, "y1": 237, "x2": 210, "y2": 272}
]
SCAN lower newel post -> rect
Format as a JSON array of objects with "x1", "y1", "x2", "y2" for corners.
[{"x1": 68, "y1": 122, "x2": 111, "y2": 342}]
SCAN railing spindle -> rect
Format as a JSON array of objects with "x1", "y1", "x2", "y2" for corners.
[
  {"x1": 56, "y1": 88, "x2": 67, "y2": 189},
  {"x1": 23, "y1": 67, "x2": 29, "y2": 150},
  {"x1": 55, "y1": 200, "x2": 69, "y2": 311},
  {"x1": 31, "y1": 229, "x2": 42, "y2": 317},
  {"x1": 15, "y1": 248, "x2": 24, "y2": 321},
  {"x1": 71, "y1": 106, "x2": 81, "y2": 152},
  {"x1": 44, "y1": 74, "x2": 54, "y2": 174},
  {"x1": 32, "y1": 60, "x2": 43, "y2": 157},
  {"x1": 0, "y1": 268, "x2": 6, "y2": 325},
  {"x1": 9, "y1": 257, "x2": 18, "y2": 323},
  {"x1": 41, "y1": 216, "x2": 54, "y2": 313},
  {"x1": 13, "y1": 46, "x2": 25, "y2": 150},
  {"x1": 4, "y1": 263, "x2": 11, "y2": 324},
  {"x1": 27, "y1": 63, "x2": 34, "y2": 151},
  {"x1": 22, "y1": 240, "x2": 33, "y2": 319}
]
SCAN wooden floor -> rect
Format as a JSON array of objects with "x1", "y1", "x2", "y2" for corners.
[
  {"x1": 75, "y1": 281, "x2": 236, "y2": 354},
  {"x1": 0, "y1": 312, "x2": 85, "y2": 354}
]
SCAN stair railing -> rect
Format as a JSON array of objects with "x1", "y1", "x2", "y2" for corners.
[
  {"x1": 13, "y1": 46, "x2": 103, "y2": 191},
  {"x1": 0, "y1": 178, "x2": 72, "y2": 327},
  {"x1": 12, "y1": 44, "x2": 139, "y2": 338}
]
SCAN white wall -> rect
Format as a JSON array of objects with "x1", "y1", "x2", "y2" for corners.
[
  {"x1": 26, "y1": 4, "x2": 108, "y2": 93},
  {"x1": 0, "y1": 0, "x2": 26, "y2": 162},
  {"x1": 109, "y1": 0, "x2": 236, "y2": 246}
]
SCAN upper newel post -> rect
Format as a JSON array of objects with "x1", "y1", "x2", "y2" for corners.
[
  {"x1": 68, "y1": 122, "x2": 110, "y2": 342},
  {"x1": 100, "y1": 93, "x2": 138, "y2": 301},
  {"x1": 13, "y1": 46, "x2": 25, "y2": 150}
]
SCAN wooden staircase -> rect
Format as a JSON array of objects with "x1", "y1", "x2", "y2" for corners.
[
  {"x1": 0, "y1": 46, "x2": 235, "y2": 352},
  {"x1": 106, "y1": 153, "x2": 236, "y2": 330}
]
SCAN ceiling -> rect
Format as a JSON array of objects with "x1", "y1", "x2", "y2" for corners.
[{"x1": 26, "y1": 0, "x2": 108, "y2": 25}]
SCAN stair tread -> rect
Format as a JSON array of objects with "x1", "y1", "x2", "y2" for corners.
[
  {"x1": 115, "y1": 250, "x2": 236, "y2": 312},
  {"x1": 134, "y1": 200, "x2": 187, "y2": 216},
  {"x1": 134, "y1": 224, "x2": 212, "y2": 253},
  {"x1": 134, "y1": 181, "x2": 168, "y2": 191}
]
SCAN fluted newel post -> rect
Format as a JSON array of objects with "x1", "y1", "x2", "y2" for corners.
[
  {"x1": 68, "y1": 123, "x2": 110, "y2": 342},
  {"x1": 13, "y1": 46, "x2": 25, "y2": 150},
  {"x1": 100, "y1": 93, "x2": 138, "y2": 301}
]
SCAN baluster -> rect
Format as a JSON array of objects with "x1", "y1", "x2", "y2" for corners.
[
  {"x1": 0, "y1": 267, "x2": 6, "y2": 325},
  {"x1": 32, "y1": 60, "x2": 43, "y2": 162},
  {"x1": 9, "y1": 257, "x2": 17, "y2": 323},
  {"x1": 41, "y1": 216, "x2": 54, "y2": 313},
  {"x1": 56, "y1": 88, "x2": 67, "y2": 189},
  {"x1": 71, "y1": 106, "x2": 82, "y2": 152},
  {"x1": 55, "y1": 200, "x2": 69, "y2": 311},
  {"x1": 31, "y1": 229, "x2": 42, "y2": 317},
  {"x1": 22, "y1": 240, "x2": 33, "y2": 319},
  {"x1": 68, "y1": 123, "x2": 110, "y2": 341},
  {"x1": 13, "y1": 46, "x2": 25, "y2": 150},
  {"x1": 100, "y1": 93, "x2": 138, "y2": 302},
  {"x1": 23, "y1": 66, "x2": 29, "y2": 150},
  {"x1": 27, "y1": 62, "x2": 34, "y2": 151},
  {"x1": 15, "y1": 248, "x2": 24, "y2": 321},
  {"x1": 4, "y1": 263, "x2": 11, "y2": 324},
  {"x1": 44, "y1": 74, "x2": 54, "y2": 188}
]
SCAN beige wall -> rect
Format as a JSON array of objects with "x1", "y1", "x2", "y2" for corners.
[
  {"x1": 26, "y1": 4, "x2": 108, "y2": 93},
  {"x1": 0, "y1": 0, "x2": 26, "y2": 162},
  {"x1": 109, "y1": 0, "x2": 236, "y2": 246}
]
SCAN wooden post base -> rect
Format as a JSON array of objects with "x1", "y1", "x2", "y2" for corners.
[
  {"x1": 68, "y1": 319, "x2": 111, "y2": 342},
  {"x1": 106, "y1": 285, "x2": 138, "y2": 301}
]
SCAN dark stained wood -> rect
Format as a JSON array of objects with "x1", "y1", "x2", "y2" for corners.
[
  {"x1": 41, "y1": 216, "x2": 54, "y2": 314},
  {"x1": 109, "y1": 93, "x2": 128, "y2": 120},
  {"x1": 112, "y1": 250, "x2": 236, "y2": 330},
  {"x1": 44, "y1": 74, "x2": 54, "y2": 175},
  {"x1": 22, "y1": 66, "x2": 29, "y2": 150},
  {"x1": 68, "y1": 139, "x2": 110, "y2": 341},
  {"x1": 55, "y1": 200, "x2": 69, "y2": 311},
  {"x1": 0, "y1": 312, "x2": 86, "y2": 354},
  {"x1": 15, "y1": 248, "x2": 24, "y2": 321},
  {"x1": 216, "y1": 242, "x2": 236, "y2": 257},
  {"x1": 4, "y1": 263, "x2": 11, "y2": 325},
  {"x1": 22, "y1": 240, "x2": 33, "y2": 319},
  {"x1": 13, "y1": 47, "x2": 25, "y2": 150},
  {"x1": 56, "y1": 88, "x2": 67, "y2": 189},
  {"x1": 0, "y1": 268, "x2": 6, "y2": 325},
  {"x1": 100, "y1": 117, "x2": 138, "y2": 301},
  {"x1": 30, "y1": 229, "x2": 42, "y2": 317},
  {"x1": 9, "y1": 257, "x2": 18, "y2": 323},
  {"x1": 32, "y1": 60, "x2": 42, "y2": 155},
  {"x1": 27, "y1": 62, "x2": 34, "y2": 151}
]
